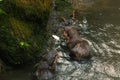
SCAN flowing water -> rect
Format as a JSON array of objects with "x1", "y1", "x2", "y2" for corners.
[
  {"x1": 1, "y1": 0, "x2": 120, "y2": 80},
  {"x1": 50, "y1": 0, "x2": 120, "y2": 80}
]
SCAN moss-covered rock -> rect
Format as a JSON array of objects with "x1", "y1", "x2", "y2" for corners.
[
  {"x1": 9, "y1": 16, "x2": 33, "y2": 40},
  {"x1": 1, "y1": 0, "x2": 52, "y2": 22},
  {"x1": 0, "y1": 0, "x2": 53, "y2": 66}
]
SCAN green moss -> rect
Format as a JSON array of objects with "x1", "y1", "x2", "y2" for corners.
[
  {"x1": 9, "y1": 17, "x2": 33, "y2": 41},
  {"x1": 0, "y1": 9, "x2": 6, "y2": 15},
  {"x1": 1, "y1": 16, "x2": 48, "y2": 65},
  {"x1": 4, "y1": 0, "x2": 52, "y2": 19},
  {"x1": 0, "y1": 0, "x2": 52, "y2": 66}
]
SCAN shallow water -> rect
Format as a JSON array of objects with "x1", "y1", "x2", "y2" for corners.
[
  {"x1": 54, "y1": 0, "x2": 120, "y2": 80},
  {"x1": 1, "y1": 0, "x2": 120, "y2": 80}
]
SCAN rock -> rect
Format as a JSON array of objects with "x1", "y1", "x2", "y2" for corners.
[{"x1": 0, "y1": 0, "x2": 53, "y2": 66}]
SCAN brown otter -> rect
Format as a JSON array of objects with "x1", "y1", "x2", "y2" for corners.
[
  {"x1": 61, "y1": 26, "x2": 91, "y2": 61},
  {"x1": 35, "y1": 61, "x2": 54, "y2": 80},
  {"x1": 42, "y1": 50, "x2": 59, "y2": 68},
  {"x1": 33, "y1": 50, "x2": 59, "y2": 80}
]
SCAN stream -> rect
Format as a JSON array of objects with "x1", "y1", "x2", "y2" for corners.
[
  {"x1": 49, "y1": 0, "x2": 120, "y2": 80},
  {"x1": 0, "y1": 0, "x2": 120, "y2": 80}
]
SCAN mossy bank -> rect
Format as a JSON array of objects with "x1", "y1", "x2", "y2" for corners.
[{"x1": 0, "y1": 0, "x2": 53, "y2": 68}]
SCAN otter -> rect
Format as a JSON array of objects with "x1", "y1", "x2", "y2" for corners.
[
  {"x1": 33, "y1": 50, "x2": 59, "y2": 80},
  {"x1": 61, "y1": 26, "x2": 91, "y2": 61},
  {"x1": 42, "y1": 50, "x2": 59, "y2": 68}
]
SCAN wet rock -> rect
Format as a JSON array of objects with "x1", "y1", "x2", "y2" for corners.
[{"x1": 0, "y1": 0, "x2": 53, "y2": 66}]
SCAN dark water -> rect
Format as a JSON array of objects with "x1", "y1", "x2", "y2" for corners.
[
  {"x1": 0, "y1": 67, "x2": 32, "y2": 80},
  {"x1": 1, "y1": 0, "x2": 120, "y2": 80}
]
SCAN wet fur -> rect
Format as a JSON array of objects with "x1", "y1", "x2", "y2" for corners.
[
  {"x1": 62, "y1": 26, "x2": 91, "y2": 61},
  {"x1": 33, "y1": 50, "x2": 59, "y2": 80}
]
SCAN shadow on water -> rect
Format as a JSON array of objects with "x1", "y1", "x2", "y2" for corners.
[{"x1": 0, "y1": 66, "x2": 32, "y2": 80}]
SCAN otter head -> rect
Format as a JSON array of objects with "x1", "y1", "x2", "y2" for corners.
[
  {"x1": 43, "y1": 50, "x2": 59, "y2": 68},
  {"x1": 61, "y1": 26, "x2": 76, "y2": 44}
]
